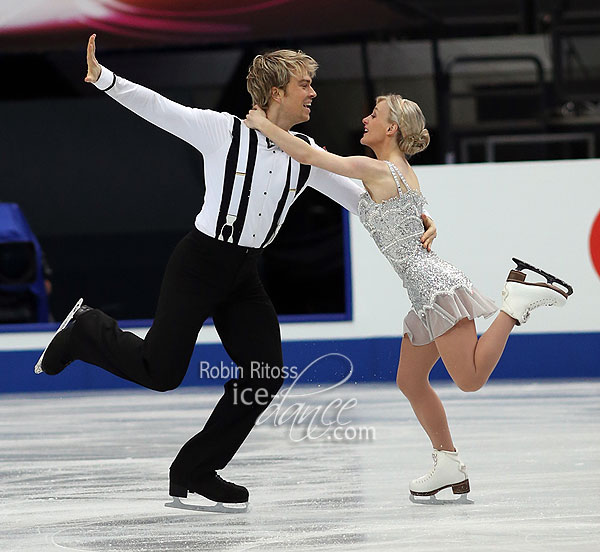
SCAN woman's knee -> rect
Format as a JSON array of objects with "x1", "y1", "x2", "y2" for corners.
[
  {"x1": 454, "y1": 375, "x2": 485, "y2": 393},
  {"x1": 396, "y1": 370, "x2": 424, "y2": 397}
]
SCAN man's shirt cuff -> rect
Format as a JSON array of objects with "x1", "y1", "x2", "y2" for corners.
[{"x1": 93, "y1": 66, "x2": 115, "y2": 91}]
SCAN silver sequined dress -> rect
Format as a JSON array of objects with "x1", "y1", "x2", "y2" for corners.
[{"x1": 358, "y1": 161, "x2": 497, "y2": 346}]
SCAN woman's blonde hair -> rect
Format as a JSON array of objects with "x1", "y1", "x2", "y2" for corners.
[
  {"x1": 246, "y1": 50, "x2": 318, "y2": 110},
  {"x1": 376, "y1": 94, "x2": 430, "y2": 157}
]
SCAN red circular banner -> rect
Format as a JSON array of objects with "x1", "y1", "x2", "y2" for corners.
[{"x1": 590, "y1": 210, "x2": 600, "y2": 279}]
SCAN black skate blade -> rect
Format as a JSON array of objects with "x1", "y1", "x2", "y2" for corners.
[
  {"x1": 165, "y1": 496, "x2": 249, "y2": 514},
  {"x1": 409, "y1": 493, "x2": 473, "y2": 505},
  {"x1": 512, "y1": 258, "x2": 573, "y2": 296}
]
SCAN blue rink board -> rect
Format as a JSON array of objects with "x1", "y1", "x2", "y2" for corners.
[{"x1": 1, "y1": 332, "x2": 598, "y2": 394}]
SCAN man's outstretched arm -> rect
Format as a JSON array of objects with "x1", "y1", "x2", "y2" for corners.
[
  {"x1": 308, "y1": 167, "x2": 436, "y2": 251},
  {"x1": 84, "y1": 34, "x2": 231, "y2": 155}
]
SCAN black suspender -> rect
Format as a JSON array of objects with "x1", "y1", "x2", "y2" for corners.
[
  {"x1": 232, "y1": 129, "x2": 258, "y2": 244},
  {"x1": 214, "y1": 124, "x2": 314, "y2": 247},
  {"x1": 293, "y1": 133, "x2": 312, "y2": 197},
  {"x1": 216, "y1": 117, "x2": 242, "y2": 242}
]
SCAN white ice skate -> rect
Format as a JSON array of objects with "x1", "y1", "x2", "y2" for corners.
[
  {"x1": 34, "y1": 298, "x2": 83, "y2": 374},
  {"x1": 501, "y1": 258, "x2": 573, "y2": 325},
  {"x1": 409, "y1": 449, "x2": 472, "y2": 505}
]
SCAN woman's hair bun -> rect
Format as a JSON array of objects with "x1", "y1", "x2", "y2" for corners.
[{"x1": 399, "y1": 129, "x2": 430, "y2": 156}]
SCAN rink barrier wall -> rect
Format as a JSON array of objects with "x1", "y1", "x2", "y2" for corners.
[
  {"x1": 2, "y1": 332, "x2": 598, "y2": 394},
  {"x1": 1, "y1": 159, "x2": 599, "y2": 393}
]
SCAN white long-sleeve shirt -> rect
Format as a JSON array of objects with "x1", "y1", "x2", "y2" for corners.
[{"x1": 93, "y1": 66, "x2": 366, "y2": 248}]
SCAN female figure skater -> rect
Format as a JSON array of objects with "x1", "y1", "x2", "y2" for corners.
[{"x1": 244, "y1": 95, "x2": 572, "y2": 502}]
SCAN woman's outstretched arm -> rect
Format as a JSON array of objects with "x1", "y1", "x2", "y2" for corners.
[
  {"x1": 245, "y1": 106, "x2": 437, "y2": 252},
  {"x1": 244, "y1": 107, "x2": 387, "y2": 182}
]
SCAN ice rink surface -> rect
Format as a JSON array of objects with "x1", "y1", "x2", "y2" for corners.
[{"x1": 1, "y1": 380, "x2": 599, "y2": 551}]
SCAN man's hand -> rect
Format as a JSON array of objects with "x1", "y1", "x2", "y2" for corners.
[
  {"x1": 420, "y1": 214, "x2": 436, "y2": 252},
  {"x1": 244, "y1": 105, "x2": 267, "y2": 130},
  {"x1": 84, "y1": 34, "x2": 101, "y2": 83}
]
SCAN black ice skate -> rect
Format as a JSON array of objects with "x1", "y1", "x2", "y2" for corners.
[
  {"x1": 165, "y1": 472, "x2": 250, "y2": 513},
  {"x1": 34, "y1": 298, "x2": 92, "y2": 375},
  {"x1": 501, "y1": 258, "x2": 573, "y2": 325}
]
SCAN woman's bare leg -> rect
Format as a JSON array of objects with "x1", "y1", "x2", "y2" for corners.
[
  {"x1": 396, "y1": 336, "x2": 455, "y2": 451},
  {"x1": 434, "y1": 312, "x2": 516, "y2": 392}
]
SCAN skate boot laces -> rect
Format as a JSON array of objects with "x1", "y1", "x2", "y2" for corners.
[
  {"x1": 522, "y1": 297, "x2": 562, "y2": 322},
  {"x1": 416, "y1": 450, "x2": 467, "y2": 483},
  {"x1": 414, "y1": 451, "x2": 439, "y2": 483}
]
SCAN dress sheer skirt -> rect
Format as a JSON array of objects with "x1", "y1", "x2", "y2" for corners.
[{"x1": 403, "y1": 284, "x2": 497, "y2": 346}]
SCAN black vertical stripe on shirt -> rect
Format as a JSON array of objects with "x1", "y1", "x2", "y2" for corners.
[
  {"x1": 293, "y1": 133, "x2": 312, "y2": 197},
  {"x1": 215, "y1": 117, "x2": 241, "y2": 239},
  {"x1": 295, "y1": 163, "x2": 311, "y2": 197},
  {"x1": 231, "y1": 129, "x2": 258, "y2": 245},
  {"x1": 261, "y1": 158, "x2": 292, "y2": 248}
]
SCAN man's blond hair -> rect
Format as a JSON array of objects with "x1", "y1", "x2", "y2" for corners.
[{"x1": 246, "y1": 50, "x2": 318, "y2": 110}]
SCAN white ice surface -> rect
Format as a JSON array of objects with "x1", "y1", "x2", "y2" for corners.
[{"x1": 1, "y1": 380, "x2": 599, "y2": 551}]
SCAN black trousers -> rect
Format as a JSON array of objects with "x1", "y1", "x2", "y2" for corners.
[{"x1": 68, "y1": 229, "x2": 284, "y2": 483}]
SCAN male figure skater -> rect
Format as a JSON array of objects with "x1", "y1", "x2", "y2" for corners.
[{"x1": 36, "y1": 35, "x2": 437, "y2": 508}]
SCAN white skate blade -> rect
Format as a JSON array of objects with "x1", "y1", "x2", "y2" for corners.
[
  {"x1": 164, "y1": 496, "x2": 250, "y2": 514},
  {"x1": 34, "y1": 298, "x2": 84, "y2": 374},
  {"x1": 410, "y1": 493, "x2": 473, "y2": 505}
]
